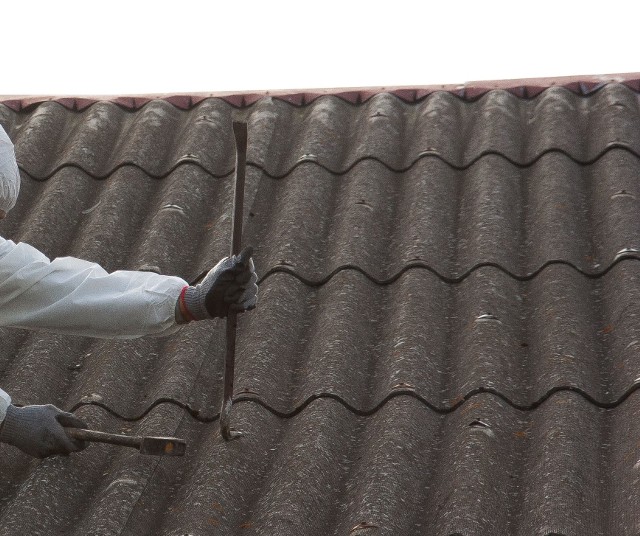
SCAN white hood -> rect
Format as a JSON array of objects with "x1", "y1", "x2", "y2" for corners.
[{"x1": 0, "y1": 126, "x2": 20, "y2": 214}]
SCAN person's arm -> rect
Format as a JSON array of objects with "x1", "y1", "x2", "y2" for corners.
[
  {"x1": 0, "y1": 238, "x2": 257, "y2": 458},
  {"x1": 0, "y1": 236, "x2": 187, "y2": 339},
  {"x1": 0, "y1": 236, "x2": 258, "y2": 339},
  {"x1": 0, "y1": 387, "x2": 10, "y2": 423}
]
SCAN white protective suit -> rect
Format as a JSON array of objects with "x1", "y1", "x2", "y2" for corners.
[{"x1": 0, "y1": 125, "x2": 188, "y2": 422}]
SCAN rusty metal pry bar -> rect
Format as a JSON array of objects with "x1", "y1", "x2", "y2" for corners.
[{"x1": 220, "y1": 121, "x2": 248, "y2": 440}]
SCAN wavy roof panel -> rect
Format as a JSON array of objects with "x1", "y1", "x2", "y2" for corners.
[{"x1": 1, "y1": 77, "x2": 639, "y2": 535}]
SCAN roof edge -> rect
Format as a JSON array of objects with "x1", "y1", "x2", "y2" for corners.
[{"x1": 2, "y1": 72, "x2": 639, "y2": 111}]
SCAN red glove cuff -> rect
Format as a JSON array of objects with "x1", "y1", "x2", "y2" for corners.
[{"x1": 178, "y1": 285, "x2": 197, "y2": 323}]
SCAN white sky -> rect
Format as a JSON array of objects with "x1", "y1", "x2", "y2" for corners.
[{"x1": 3, "y1": 0, "x2": 638, "y2": 96}]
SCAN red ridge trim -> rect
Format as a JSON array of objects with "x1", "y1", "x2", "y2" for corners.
[
  {"x1": 464, "y1": 86, "x2": 488, "y2": 99},
  {"x1": 74, "y1": 98, "x2": 98, "y2": 111},
  {"x1": 165, "y1": 95, "x2": 193, "y2": 109},
  {"x1": 520, "y1": 85, "x2": 546, "y2": 98},
  {"x1": 333, "y1": 90, "x2": 362, "y2": 104},
  {"x1": 1, "y1": 100, "x2": 23, "y2": 112},
  {"x1": 280, "y1": 93, "x2": 305, "y2": 106},
  {"x1": 3, "y1": 73, "x2": 640, "y2": 112},
  {"x1": 223, "y1": 94, "x2": 245, "y2": 107},
  {"x1": 242, "y1": 94, "x2": 263, "y2": 106},
  {"x1": 392, "y1": 88, "x2": 418, "y2": 102},
  {"x1": 624, "y1": 79, "x2": 640, "y2": 92}
]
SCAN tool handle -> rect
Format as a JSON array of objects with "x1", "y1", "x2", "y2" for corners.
[
  {"x1": 65, "y1": 428, "x2": 142, "y2": 448},
  {"x1": 230, "y1": 121, "x2": 247, "y2": 257}
]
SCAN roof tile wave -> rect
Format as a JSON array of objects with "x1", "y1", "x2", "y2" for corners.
[{"x1": 0, "y1": 78, "x2": 638, "y2": 535}]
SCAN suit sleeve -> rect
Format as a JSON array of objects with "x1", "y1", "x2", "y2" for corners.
[
  {"x1": 0, "y1": 237, "x2": 187, "y2": 339},
  {"x1": 0, "y1": 388, "x2": 10, "y2": 423}
]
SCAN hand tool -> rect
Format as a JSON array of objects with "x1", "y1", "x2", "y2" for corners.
[
  {"x1": 65, "y1": 427, "x2": 186, "y2": 456},
  {"x1": 220, "y1": 120, "x2": 248, "y2": 441}
]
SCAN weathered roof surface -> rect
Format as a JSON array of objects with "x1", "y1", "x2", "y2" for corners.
[{"x1": 1, "y1": 76, "x2": 640, "y2": 535}]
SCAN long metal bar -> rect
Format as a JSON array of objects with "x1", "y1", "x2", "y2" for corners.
[{"x1": 220, "y1": 121, "x2": 248, "y2": 440}]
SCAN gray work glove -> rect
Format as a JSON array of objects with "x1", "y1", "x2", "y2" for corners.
[
  {"x1": 176, "y1": 247, "x2": 258, "y2": 323},
  {"x1": 0, "y1": 404, "x2": 89, "y2": 458}
]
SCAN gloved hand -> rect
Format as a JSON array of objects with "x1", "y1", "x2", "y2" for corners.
[
  {"x1": 0, "y1": 404, "x2": 89, "y2": 458},
  {"x1": 176, "y1": 247, "x2": 258, "y2": 323}
]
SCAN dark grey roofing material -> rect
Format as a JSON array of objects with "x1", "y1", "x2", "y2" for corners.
[
  {"x1": 1, "y1": 81, "x2": 640, "y2": 535},
  {"x1": 7, "y1": 84, "x2": 640, "y2": 179}
]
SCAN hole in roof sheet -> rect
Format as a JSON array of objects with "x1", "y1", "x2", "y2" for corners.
[
  {"x1": 176, "y1": 153, "x2": 200, "y2": 164},
  {"x1": 469, "y1": 419, "x2": 489, "y2": 428},
  {"x1": 611, "y1": 190, "x2": 636, "y2": 200},
  {"x1": 469, "y1": 419, "x2": 495, "y2": 437},
  {"x1": 81, "y1": 200, "x2": 101, "y2": 215},
  {"x1": 392, "y1": 382, "x2": 415, "y2": 391},
  {"x1": 196, "y1": 115, "x2": 218, "y2": 124},
  {"x1": 350, "y1": 522, "x2": 379, "y2": 533},
  {"x1": 160, "y1": 204, "x2": 186, "y2": 216},
  {"x1": 355, "y1": 199, "x2": 372, "y2": 210},
  {"x1": 475, "y1": 313, "x2": 501, "y2": 324},
  {"x1": 104, "y1": 478, "x2": 138, "y2": 493}
]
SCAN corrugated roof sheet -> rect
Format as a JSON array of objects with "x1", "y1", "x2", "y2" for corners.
[{"x1": 1, "y1": 76, "x2": 640, "y2": 535}]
